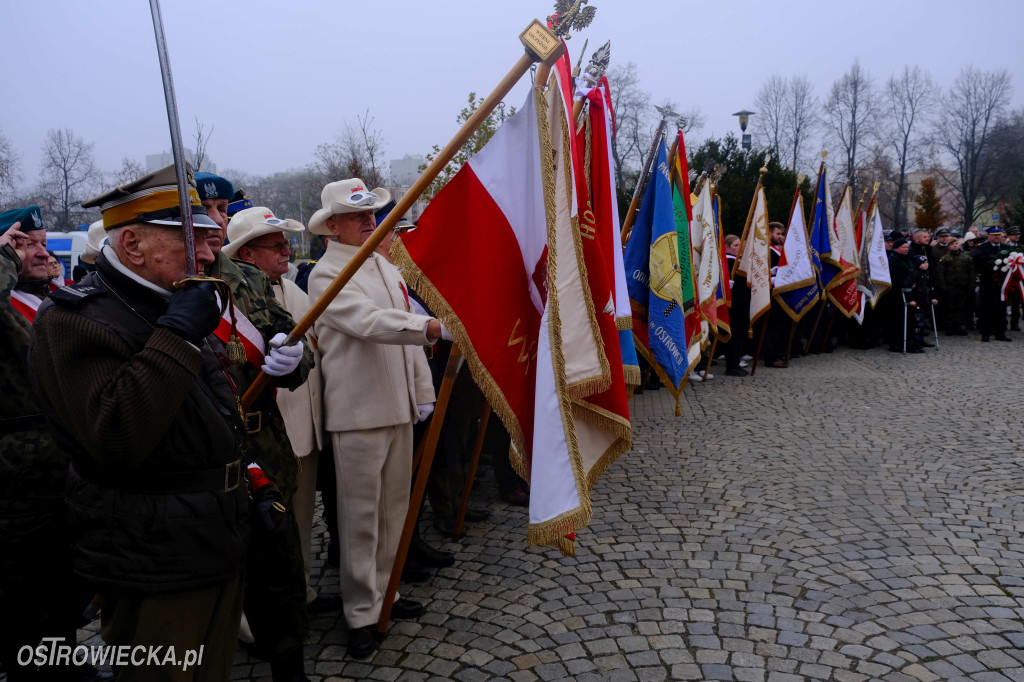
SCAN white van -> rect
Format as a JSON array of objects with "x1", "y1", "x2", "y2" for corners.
[{"x1": 46, "y1": 231, "x2": 89, "y2": 273}]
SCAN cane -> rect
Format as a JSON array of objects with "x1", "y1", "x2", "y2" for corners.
[
  {"x1": 901, "y1": 290, "x2": 908, "y2": 355},
  {"x1": 930, "y1": 303, "x2": 940, "y2": 350}
]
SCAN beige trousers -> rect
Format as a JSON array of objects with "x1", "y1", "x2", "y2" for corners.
[
  {"x1": 331, "y1": 423, "x2": 412, "y2": 629},
  {"x1": 291, "y1": 449, "x2": 320, "y2": 603}
]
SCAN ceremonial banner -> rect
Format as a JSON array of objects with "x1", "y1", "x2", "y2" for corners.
[
  {"x1": 808, "y1": 168, "x2": 836, "y2": 291},
  {"x1": 691, "y1": 181, "x2": 721, "y2": 335},
  {"x1": 773, "y1": 193, "x2": 819, "y2": 321},
  {"x1": 398, "y1": 77, "x2": 602, "y2": 553},
  {"x1": 826, "y1": 186, "x2": 862, "y2": 318},
  {"x1": 624, "y1": 141, "x2": 690, "y2": 415},
  {"x1": 865, "y1": 202, "x2": 891, "y2": 307},
  {"x1": 713, "y1": 195, "x2": 732, "y2": 342},
  {"x1": 669, "y1": 132, "x2": 702, "y2": 373},
  {"x1": 735, "y1": 187, "x2": 771, "y2": 336}
]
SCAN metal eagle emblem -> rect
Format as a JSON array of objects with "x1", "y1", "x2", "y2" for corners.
[{"x1": 548, "y1": 0, "x2": 597, "y2": 39}]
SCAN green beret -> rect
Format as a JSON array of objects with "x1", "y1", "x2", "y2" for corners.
[
  {"x1": 195, "y1": 173, "x2": 234, "y2": 201},
  {"x1": 0, "y1": 206, "x2": 46, "y2": 235}
]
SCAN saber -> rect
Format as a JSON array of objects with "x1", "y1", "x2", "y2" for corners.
[
  {"x1": 930, "y1": 303, "x2": 940, "y2": 350},
  {"x1": 901, "y1": 289, "x2": 908, "y2": 355},
  {"x1": 149, "y1": 0, "x2": 198, "y2": 277}
]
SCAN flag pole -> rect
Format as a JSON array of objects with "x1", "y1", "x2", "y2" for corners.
[
  {"x1": 240, "y1": 23, "x2": 565, "y2": 411},
  {"x1": 778, "y1": 178, "x2": 804, "y2": 364},
  {"x1": 378, "y1": 345, "x2": 463, "y2": 633},
  {"x1": 148, "y1": 0, "x2": 198, "y2": 277},
  {"x1": 620, "y1": 120, "x2": 668, "y2": 245},
  {"x1": 749, "y1": 308, "x2": 770, "y2": 376},
  {"x1": 731, "y1": 156, "x2": 770, "y2": 281}
]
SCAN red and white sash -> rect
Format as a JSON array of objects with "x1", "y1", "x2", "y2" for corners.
[
  {"x1": 10, "y1": 289, "x2": 42, "y2": 322},
  {"x1": 213, "y1": 306, "x2": 266, "y2": 367}
]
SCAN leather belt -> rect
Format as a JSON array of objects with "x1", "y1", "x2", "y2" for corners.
[{"x1": 72, "y1": 458, "x2": 243, "y2": 494}]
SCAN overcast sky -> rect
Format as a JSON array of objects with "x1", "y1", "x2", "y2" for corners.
[{"x1": 6, "y1": 0, "x2": 1023, "y2": 190}]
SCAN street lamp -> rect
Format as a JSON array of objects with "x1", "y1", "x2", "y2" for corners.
[{"x1": 733, "y1": 109, "x2": 755, "y2": 150}]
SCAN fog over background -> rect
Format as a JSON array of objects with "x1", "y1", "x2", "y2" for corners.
[{"x1": 5, "y1": 0, "x2": 1023, "y2": 187}]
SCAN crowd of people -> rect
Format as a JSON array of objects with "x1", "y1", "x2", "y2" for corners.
[
  {"x1": 0, "y1": 167, "x2": 527, "y2": 681},
  {"x1": 688, "y1": 222, "x2": 1021, "y2": 384}
]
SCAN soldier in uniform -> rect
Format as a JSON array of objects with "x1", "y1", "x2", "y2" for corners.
[
  {"x1": 307, "y1": 178, "x2": 438, "y2": 659},
  {"x1": 937, "y1": 238, "x2": 973, "y2": 335},
  {"x1": 971, "y1": 226, "x2": 1012, "y2": 342},
  {"x1": 196, "y1": 175, "x2": 314, "y2": 681},
  {"x1": 0, "y1": 209, "x2": 102, "y2": 682},
  {"x1": 29, "y1": 167, "x2": 249, "y2": 681}
]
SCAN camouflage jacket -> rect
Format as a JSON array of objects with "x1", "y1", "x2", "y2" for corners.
[
  {"x1": 0, "y1": 244, "x2": 66, "y2": 511},
  {"x1": 212, "y1": 252, "x2": 313, "y2": 402}
]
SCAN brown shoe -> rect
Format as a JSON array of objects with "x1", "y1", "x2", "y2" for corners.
[{"x1": 769, "y1": 360, "x2": 788, "y2": 368}]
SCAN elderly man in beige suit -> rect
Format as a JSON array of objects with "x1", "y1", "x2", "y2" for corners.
[{"x1": 307, "y1": 178, "x2": 439, "y2": 659}]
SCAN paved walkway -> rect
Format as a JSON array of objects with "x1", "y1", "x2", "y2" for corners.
[{"x1": 88, "y1": 333, "x2": 1024, "y2": 681}]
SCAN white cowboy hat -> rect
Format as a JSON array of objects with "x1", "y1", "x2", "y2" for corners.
[
  {"x1": 80, "y1": 219, "x2": 107, "y2": 265},
  {"x1": 308, "y1": 178, "x2": 391, "y2": 236},
  {"x1": 223, "y1": 206, "x2": 304, "y2": 258}
]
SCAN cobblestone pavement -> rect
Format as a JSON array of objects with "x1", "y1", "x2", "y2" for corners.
[{"x1": 81, "y1": 333, "x2": 1024, "y2": 681}]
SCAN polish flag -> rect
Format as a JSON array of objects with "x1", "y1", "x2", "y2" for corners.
[
  {"x1": 11, "y1": 289, "x2": 42, "y2": 322},
  {"x1": 396, "y1": 59, "x2": 614, "y2": 553}
]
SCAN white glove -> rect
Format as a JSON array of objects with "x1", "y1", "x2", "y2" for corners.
[
  {"x1": 770, "y1": 266, "x2": 779, "y2": 277},
  {"x1": 262, "y1": 332, "x2": 303, "y2": 377},
  {"x1": 440, "y1": 322, "x2": 453, "y2": 342},
  {"x1": 417, "y1": 403, "x2": 435, "y2": 423}
]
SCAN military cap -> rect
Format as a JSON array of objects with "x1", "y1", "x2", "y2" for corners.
[
  {"x1": 1005, "y1": 226, "x2": 1020, "y2": 236},
  {"x1": 226, "y1": 189, "x2": 253, "y2": 218},
  {"x1": 82, "y1": 164, "x2": 220, "y2": 231},
  {"x1": 883, "y1": 231, "x2": 895, "y2": 241},
  {"x1": 0, "y1": 205, "x2": 46, "y2": 235},
  {"x1": 934, "y1": 227, "x2": 951, "y2": 237},
  {"x1": 986, "y1": 225, "x2": 1004, "y2": 235},
  {"x1": 195, "y1": 172, "x2": 234, "y2": 202}
]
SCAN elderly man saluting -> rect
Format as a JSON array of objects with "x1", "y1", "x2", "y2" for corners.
[{"x1": 307, "y1": 179, "x2": 438, "y2": 659}]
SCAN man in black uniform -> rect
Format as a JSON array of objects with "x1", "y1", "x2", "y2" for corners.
[{"x1": 971, "y1": 226, "x2": 1012, "y2": 342}]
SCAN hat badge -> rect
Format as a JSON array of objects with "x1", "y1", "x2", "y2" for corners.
[
  {"x1": 204, "y1": 181, "x2": 218, "y2": 198},
  {"x1": 32, "y1": 210, "x2": 43, "y2": 228}
]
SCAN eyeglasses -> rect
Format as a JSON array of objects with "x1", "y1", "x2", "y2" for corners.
[
  {"x1": 346, "y1": 191, "x2": 379, "y2": 207},
  {"x1": 246, "y1": 241, "x2": 290, "y2": 253}
]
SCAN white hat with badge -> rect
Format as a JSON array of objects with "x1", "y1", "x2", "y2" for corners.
[
  {"x1": 308, "y1": 178, "x2": 391, "y2": 236},
  {"x1": 223, "y1": 206, "x2": 304, "y2": 258}
]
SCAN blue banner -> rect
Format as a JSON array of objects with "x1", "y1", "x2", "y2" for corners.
[{"x1": 624, "y1": 141, "x2": 689, "y2": 393}]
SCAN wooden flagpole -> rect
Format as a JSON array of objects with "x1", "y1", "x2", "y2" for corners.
[
  {"x1": 620, "y1": 121, "x2": 668, "y2": 245},
  {"x1": 378, "y1": 345, "x2": 463, "y2": 633},
  {"x1": 240, "y1": 24, "x2": 564, "y2": 411},
  {"x1": 749, "y1": 309, "x2": 770, "y2": 376},
  {"x1": 802, "y1": 154, "x2": 828, "y2": 355},
  {"x1": 453, "y1": 401, "x2": 492, "y2": 537}
]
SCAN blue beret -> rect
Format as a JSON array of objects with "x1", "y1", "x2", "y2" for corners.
[
  {"x1": 226, "y1": 189, "x2": 253, "y2": 218},
  {"x1": 0, "y1": 205, "x2": 46, "y2": 235},
  {"x1": 986, "y1": 225, "x2": 1004, "y2": 235},
  {"x1": 194, "y1": 173, "x2": 234, "y2": 201}
]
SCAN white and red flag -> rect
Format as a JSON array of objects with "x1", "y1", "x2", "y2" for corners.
[
  {"x1": 396, "y1": 53, "x2": 628, "y2": 554},
  {"x1": 735, "y1": 187, "x2": 771, "y2": 336},
  {"x1": 825, "y1": 186, "x2": 862, "y2": 318}
]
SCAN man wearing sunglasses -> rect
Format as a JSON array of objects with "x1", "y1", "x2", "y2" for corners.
[{"x1": 307, "y1": 178, "x2": 440, "y2": 659}]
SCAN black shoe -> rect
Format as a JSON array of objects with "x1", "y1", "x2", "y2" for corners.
[
  {"x1": 347, "y1": 625, "x2": 378, "y2": 659},
  {"x1": 995, "y1": 335, "x2": 1013, "y2": 342},
  {"x1": 725, "y1": 367, "x2": 748, "y2": 377},
  {"x1": 401, "y1": 558, "x2": 431, "y2": 584},
  {"x1": 463, "y1": 507, "x2": 491, "y2": 523},
  {"x1": 432, "y1": 515, "x2": 457, "y2": 537},
  {"x1": 918, "y1": 338, "x2": 935, "y2": 347},
  {"x1": 500, "y1": 489, "x2": 530, "y2": 507},
  {"x1": 270, "y1": 647, "x2": 310, "y2": 682},
  {"x1": 410, "y1": 537, "x2": 454, "y2": 568},
  {"x1": 982, "y1": 335, "x2": 991, "y2": 342},
  {"x1": 888, "y1": 345, "x2": 904, "y2": 353},
  {"x1": 1012, "y1": 325, "x2": 1021, "y2": 331},
  {"x1": 907, "y1": 346, "x2": 925, "y2": 354},
  {"x1": 391, "y1": 598, "x2": 425, "y2": 620},
  {"x1": 307, "y1": 594, "x2": 343, "y2": 615}
]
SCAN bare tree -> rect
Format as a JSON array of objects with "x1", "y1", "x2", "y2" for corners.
[
  {"x1": 753, "y1": 75, "x2": 787, "y2": 157},
  {"x1": 934, "y1": 66, "x2": 1012, "y2": 227},
  {"x1": 38, "y1": 128, "x2": 98, "y2": 229},
  {"x1": 112, "y1": 157, "x2": 145, "y2": 186},
  {"x1": 786, "y1": 76, "x2": 818, "y2": 174},
  {"x1": 823, "y1": 60, "x2": 880, "y2": 191},
  {"x1": 0, "y1": 129, "x2": 20, "y2": 207},
  {"x1": 884, "y1": 66, "x2": 936, "y2": 227},
  {"x1": 312, "y1": 110, "x2": 389, "y2": 190},
  {"x1": 192, "y1": 117, "x2": 214, "y2": 172},
  {"x1": 606, "y1": 61, "x2": 651, "y2": 191}
]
